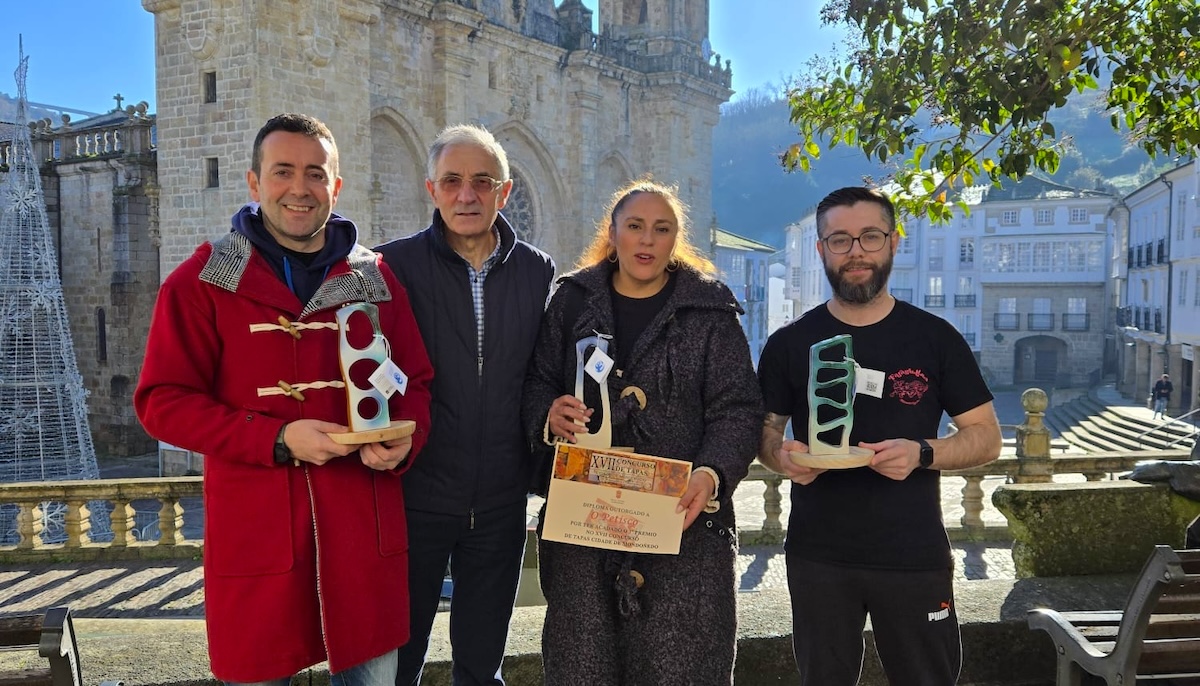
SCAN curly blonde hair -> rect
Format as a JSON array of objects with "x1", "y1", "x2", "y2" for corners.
[{"x1": 577, "y1": 177, "x2": 715, "y2": 275}]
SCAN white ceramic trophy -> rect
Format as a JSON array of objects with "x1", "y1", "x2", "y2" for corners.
[
  {"x1": 788, "y1": 333, "x2": 874, "y2": 468},
  {"x1": 327, "y1": 302, "x2": 415, "y2": 445}
]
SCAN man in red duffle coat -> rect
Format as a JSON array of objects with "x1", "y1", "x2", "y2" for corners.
[{"x1": 135, "y1": 113, "x2": 432, "y2": 685}]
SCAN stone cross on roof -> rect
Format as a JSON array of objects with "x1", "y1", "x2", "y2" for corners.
[{"x1": 113, "y1": 93, "x2": 124, "y2": 110}]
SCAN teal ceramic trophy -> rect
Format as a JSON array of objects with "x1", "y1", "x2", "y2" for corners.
[{"x1": 788, "y1": 334, "x2": 874, "y2": 468}]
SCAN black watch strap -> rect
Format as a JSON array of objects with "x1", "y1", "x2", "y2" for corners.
[
  {"x1": 916, "y1": 438, "x2": 934, "y2": 469},
  {"x1": 273, "y1": 424, "x2": 293, "y2": 464}
]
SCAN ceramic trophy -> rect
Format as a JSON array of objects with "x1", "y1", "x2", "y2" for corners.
[
  {"x1": 787, "y1": 333, "x2": 874, "y2": 468},
  {"x1": 327, "y1": 302, "x2": 415, "y2": 445},
  {"x1": 571, "y1": 333, "x2": 614, "y2": 449}
]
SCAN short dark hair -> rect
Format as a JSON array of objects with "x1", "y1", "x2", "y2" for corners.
[
  {"x1": 816, "y1": 187, "x2": 897, "y2": 237},
  {"x1": 251, "y1": 113, "x2": 339, "y2": 177}
]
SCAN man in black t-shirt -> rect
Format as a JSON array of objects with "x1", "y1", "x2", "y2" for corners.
[{"x1": 757, "y1": 187, "x2": 1002, "y2": 686}]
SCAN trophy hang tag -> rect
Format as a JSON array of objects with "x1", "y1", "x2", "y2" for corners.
[
  {"x1": 573, "y1": 334, "x2": 613, "y2": 449},
  {"x1": 328, "y1": 302, "x2": 415, "y2": 445}
]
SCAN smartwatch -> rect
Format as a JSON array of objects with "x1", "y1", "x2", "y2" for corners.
[{"x1": 915, "y1": 438, "x2": 934, "y2": 469}]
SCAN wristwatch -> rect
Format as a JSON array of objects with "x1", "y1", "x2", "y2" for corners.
[
  {"x1": 915, "y1": 438, "x2": 934, "y2": 469},
  {"x1": 273, "y1": 424, "x2": 293, "y2": 464}
]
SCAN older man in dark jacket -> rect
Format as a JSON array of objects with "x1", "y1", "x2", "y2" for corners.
[{"x1": 375, "y1": 124, "x2": 554, "y2": 686}]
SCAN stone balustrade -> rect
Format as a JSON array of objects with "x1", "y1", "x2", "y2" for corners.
[
  {"x1": 0, "y1": 104, "x2": 155, "y2": 172},
  {"x1": 2, "y1": 388, "x2": 1187, "y2": 562},
  {"x1": 0, "y1": 477, "x2": 201, "y2": 564}
]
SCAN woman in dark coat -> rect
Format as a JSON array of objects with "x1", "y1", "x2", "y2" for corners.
[{"x1": 523, "y1": 178, "x2": 763, "y2": 685}]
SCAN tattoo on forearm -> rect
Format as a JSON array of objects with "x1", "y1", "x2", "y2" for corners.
[{"x1": 763, "y1": 412, "x2": 789, "y2": 432}]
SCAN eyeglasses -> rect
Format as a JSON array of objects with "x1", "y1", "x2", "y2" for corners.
[
  {"x1": 434, "y1": 174, "x2": 505, "y2": 196},
  {"x1": 821, "y1": 229, "x2": 892, "y2": 254}
]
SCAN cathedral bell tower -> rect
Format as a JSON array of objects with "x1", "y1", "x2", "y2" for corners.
[{"x1": 597, "y1": 0, "x2": 709, "y2": 49}]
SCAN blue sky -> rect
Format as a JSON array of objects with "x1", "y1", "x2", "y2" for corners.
[{"x1": 3, "y1": 1, "x2": 844, "y2": 115}]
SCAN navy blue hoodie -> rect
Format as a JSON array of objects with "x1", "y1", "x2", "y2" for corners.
[{"x1": 231, "y1": 203, "x2": 358, "y2": 304}]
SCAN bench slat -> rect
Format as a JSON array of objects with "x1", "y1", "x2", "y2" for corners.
[
  {"x1": 0, "y1": 616, "x2": 44, "y2": 650},
  {"x1": 0, "y1": 667, "x2": 53, "y2": 686}
]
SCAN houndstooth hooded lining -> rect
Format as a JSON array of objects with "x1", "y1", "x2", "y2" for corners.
[{"x1": 199, "y1": 233, "x2": 392, "y2": 315}]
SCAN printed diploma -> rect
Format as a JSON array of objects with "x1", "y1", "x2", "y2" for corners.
[{"x1": 541, "y1": 443, "x2": 692, "y2": 555}]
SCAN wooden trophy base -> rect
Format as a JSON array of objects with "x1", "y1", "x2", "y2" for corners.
[
  {"x1": 329, "y1": 419, "x2": 416, "y2": 445},
  {"x1": 787, "y1": 445, "x2": 874, "y2": 469}
]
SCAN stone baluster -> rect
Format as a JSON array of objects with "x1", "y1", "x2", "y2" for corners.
[
  {"x1": 1082, "y1": 471, "x2": 1107, "y2": 481},
  {"x1": 762, "y1": 473, "x2": 783, "y2": 536},
  {"x1": 109, "y1": 499, "x2": 135, "y2": 547},
  {"x1": 64, "y1": 499, "x2": 91, "y2": 547},
  {"x1": 1014, "y1": 388, "x2": 1053, "y2": 483},
  {"x1": 158, "y1": 497, "x2": 185, "y2": 546},
  {"x1": 15, "y1": 501, "x2": 43, "y2": 549},
  {"x1": 960, "y1": 475, "x2": 985, "y2": 529}
]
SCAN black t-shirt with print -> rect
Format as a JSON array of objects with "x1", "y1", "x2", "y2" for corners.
[{"x1": 757, "y1": 299, "x2": 993, "y2": 570}]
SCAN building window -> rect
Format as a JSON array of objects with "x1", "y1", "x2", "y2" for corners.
[
  {"x1": 959, "y1": 239, "x2": 974, "y2": 266},
  {"x1": 488, "y1": 62, "x2": 498, "y2": 89},
  {"x1": 1069, "y1": 208, "x2": 1088, "y2": 224},
  {"x1": 791, "y1": 267, "x2": 802, "y2": 288},
  {"x1": 995, "y1": 297, "x2": 1019, "y2": 330},
  {"x1": 1001, "y1": 210, "x2": 1019, "y2": 225},
  {"x1": 929, "y1": 237, "x2": 944, "y2": 271},
  {"x1": 203, "y1": 71, "x2": 217, "y2": 103},
  {"x1": 205, "y1": 157, "x2": 220, "y2": 188},
  {"x1": 1194, "y1": 272, "x2": 1200, "y2": 307},
  {"x1": 96, "y1": 307, "x2": 107, "y2": 363},
  {"x1": 1182, "y1": 270, "x2": 1190, "y2": 306},
  {"x1": 925, "y1": 276, "x2": 944, "y2": 308},
  {"x1": 1035, "y1": 208, "x2": 1053, "y2": 224},
  {"x1": 1028, "y1": 297, "x2": 1054, "y2": 331}
]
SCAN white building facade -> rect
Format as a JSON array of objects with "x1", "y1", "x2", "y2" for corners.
[
  {"x1": 1116, "y1": 160, "x2": 1200, "y2": 413},
  {"x1": 781, "y1": 178, "x2": 1114, "y2": 387},
  {"x1": 714, "y1": 228, "x2": 776, "y2": 364}
]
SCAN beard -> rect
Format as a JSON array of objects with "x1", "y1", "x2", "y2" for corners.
[{"x1": 823, "y1": 254, "x2": 893, "y2": 305}]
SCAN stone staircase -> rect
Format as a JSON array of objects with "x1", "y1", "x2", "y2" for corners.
[{"x1": 1044, "y1": 392, "x2": 1198, "y2": 454}]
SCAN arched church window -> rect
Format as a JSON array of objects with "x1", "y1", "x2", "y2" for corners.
[{"x1": 505, "y1": 171, "x2": 539, "y2": 246}]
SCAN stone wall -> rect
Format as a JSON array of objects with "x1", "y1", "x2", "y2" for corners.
[
  {"x1": 36, "y1": 121, "x2": 159, "y2": 458},
  {"x1": 144, "y1": 0, "x2": 731, "y2": 273}
]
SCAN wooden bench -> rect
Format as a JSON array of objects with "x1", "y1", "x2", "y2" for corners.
[
  {"x1": 1028, "y1": 545, "x2": 1200, "y2": 685},
  {"x1": 0, "y1": 606, "x2": 92, "y2": 686}
]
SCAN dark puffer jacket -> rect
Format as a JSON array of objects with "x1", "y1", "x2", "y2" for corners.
[
  {"x1": 377, "y1": 210, "x2": 554, "y2": 515},
  {"x1": 522, "y1": 262, "x2": 763, "y2": 685}
]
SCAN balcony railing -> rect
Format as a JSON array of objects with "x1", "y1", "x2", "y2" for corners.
[
  {"x1": 924, "y1": 294, "x2": 945, "y2": 308},
  {"x1": 1062, "y1": 313, "x2": 1090, "y2": 331},
  {"x1": 994, "y1": 313, "x2": 1020, "y2": 330},
  {"x1": 1027, "y1": 313, "x2": 1055, "y2": 331},
  {"x1": 955, "y1": 294, "x2": 976, "y2": 307}
]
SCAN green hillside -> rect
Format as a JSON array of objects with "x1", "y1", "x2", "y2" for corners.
[{"x1": 712, "y1": 91, "x2": 1176, "y2": 247}]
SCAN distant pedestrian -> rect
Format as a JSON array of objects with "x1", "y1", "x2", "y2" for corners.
[{"x1": 1153, "y1": 373, "x2": 1173, "y2": 419}]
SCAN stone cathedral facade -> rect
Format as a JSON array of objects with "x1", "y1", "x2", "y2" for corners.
[
  {"x1": 1, "y1": 0, "x2": 731, "y2": 457},
  {"x1": 142, "y1": 0, "x2": 732, "y2": 271}
]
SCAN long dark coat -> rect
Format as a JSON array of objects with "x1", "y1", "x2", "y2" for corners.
[{"x1": 522, "y1": 262, "x2": 763, "y2": 685}]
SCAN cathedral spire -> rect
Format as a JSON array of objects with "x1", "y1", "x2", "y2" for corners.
[{"x1": 0, "y1": 38, "x2": 99, "y2": 482}]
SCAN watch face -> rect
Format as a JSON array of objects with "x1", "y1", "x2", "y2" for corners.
[{"x1": 919, "y1": 441, "x2": 934, "y2": 468}]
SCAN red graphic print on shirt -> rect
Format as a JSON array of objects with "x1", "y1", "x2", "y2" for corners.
[{"x1": 888, "y1": 368, "x2": 930, "y2": 406}]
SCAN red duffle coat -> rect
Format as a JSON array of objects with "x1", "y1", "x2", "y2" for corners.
[{"x1": 134, "y1": 234, "x2": 433, "y2": 681}]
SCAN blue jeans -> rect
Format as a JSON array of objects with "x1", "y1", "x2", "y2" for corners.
[
  {"x1": 1155, "y1": 398, "x2": 1167, "y2": 416},
  {"x1": 226, "y1": 648, "x2": 397, "y2": 686}
]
